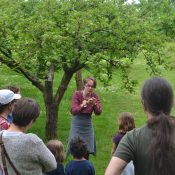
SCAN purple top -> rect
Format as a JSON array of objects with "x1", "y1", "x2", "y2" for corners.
[
  {"x1": 71, "y1": 91, "x2": 102, "y2": 115},
  {"x1": 113, "y1": 132, "x2": 126, "y2": 145}
]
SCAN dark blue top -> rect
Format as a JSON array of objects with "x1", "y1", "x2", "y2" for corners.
[
  {"x1": 65, "y1": 160, "x2": 95, "y2": 175},
  {"x1": 46, "y1": 163, "x2": 65, "y2": 175},
  {"x1": 112, "y1": 132, "x2": 125, "y2": 145}
]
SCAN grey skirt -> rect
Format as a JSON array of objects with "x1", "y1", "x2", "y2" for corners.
[{"x1": 66, "y1": 114, "x2": 96, "y2": 157}]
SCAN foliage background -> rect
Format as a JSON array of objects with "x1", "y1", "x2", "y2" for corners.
[{"x1": 0, "y1": 42, "x2": 175, "y2": 174}]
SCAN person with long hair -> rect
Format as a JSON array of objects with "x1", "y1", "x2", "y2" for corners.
[
  {"x1": 105, "y1": 77, "x2": 175, "y2": 175},
  {"x1": 66, "y1": 76, "x2": 102, "y2": 159},
  {"x1": 46, "y1": 140, "x2": 65, "y2": 175},
  {"x1": 111, "y1": 112, "x2": 135, "y2": 155}
]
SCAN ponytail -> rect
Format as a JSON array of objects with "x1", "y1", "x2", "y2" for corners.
[{"x1": 148, "y1": 113, "x2": 174, "y2": 175}]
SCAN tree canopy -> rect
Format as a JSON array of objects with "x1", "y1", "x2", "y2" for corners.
[{"x1": 0, "y1": 0, "x2": 170, "y2": 138}]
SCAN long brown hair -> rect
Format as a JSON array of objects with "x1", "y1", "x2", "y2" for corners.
[
  {"x1": 141, "y1": 77, "x2": 174, "y2": 175},
  {"x1": 118, "y1": 112, "x2": 135, "y2": 133},
  {"x1": 46, "y1": 140, "x2": 64, "y2": 163}
]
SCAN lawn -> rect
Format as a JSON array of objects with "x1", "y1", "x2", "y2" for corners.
[{"x1": 0, "y1": 42, "x2": 175, "y2": 175}]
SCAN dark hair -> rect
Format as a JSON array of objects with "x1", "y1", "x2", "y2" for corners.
[
  {"x1": 7, "y1": 86, "x2": 20, "y2": 94},
  {"x1": 46, "y1": 140, "x2": 64, "y2": 163},
  {"x1": 118, "y1": 112, "x2": 135, "y2": 133},
  {"x1": 83, "y1": 76, "x2": 96, "y2": 88},
  {"x1": 0, "y1": 101, "x2": 15, "y2": 114},
  {"x1": 0, "y1": 103, "x2": 9, "y2": 113},
  {"x1": 141, "y1": 77, "x2": 174, "y2": 175},
  {"x1": 12, "y1": 98, "x2": 40, "y2": 127},
  {"x1": 70, "y1": 137, "x2": 87, "y2": 159}
]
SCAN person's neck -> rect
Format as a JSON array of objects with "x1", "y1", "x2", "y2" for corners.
[
  {"x1": 7, "y1": 124, "x2": 27, "y2": 133},
  {"x1": 146, "y1": 111, "x2": 155, "y2": 120},
  {"x1": 82, "y1": 90, "x2": 91, "y2": 98},
  {"x1": 73, "y1": 157, "x2": 86, "y2": 161}
]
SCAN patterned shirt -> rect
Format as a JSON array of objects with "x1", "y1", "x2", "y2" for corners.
[
  {"x1": 0, "y1": 116, "x2": 10, "y2": 131},
  {"x1": 71, "y1": 91, "x2": 102, "y2": 115}
]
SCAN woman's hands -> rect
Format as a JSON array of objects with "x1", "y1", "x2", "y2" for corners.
[{"x1": 81, "y1": 97, "x2": 96, "y2": 108}]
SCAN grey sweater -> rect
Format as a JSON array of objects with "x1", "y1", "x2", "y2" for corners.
[{"x1": 0, "y1": 131, "x2": 57, "y2": 175}]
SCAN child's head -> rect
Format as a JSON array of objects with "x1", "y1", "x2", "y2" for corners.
[
  {"x1": 70, "y1": 137, "x2": 87, "y2": 159},
  {"x1": 46, "y1": 139, "x2": 64, "y2": 163},
  {"x1": 118, "y1": 112, "x2": 135, "y2": 133}
]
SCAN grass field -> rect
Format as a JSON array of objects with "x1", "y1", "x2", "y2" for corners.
[{"x1": 0, "y1": 42, "x2": 175, "y2": 175}]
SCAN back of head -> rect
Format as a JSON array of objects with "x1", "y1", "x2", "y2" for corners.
[
  {"x1": 70, "y1": 137, "x2": 87, "y2": 159},
  {"x1": 118, "y1": 112, "x2": 135, "y2": 133},
  {"x1": 12, "y1": 98, "x2": 40, "y2": 127},
  {"x1": 141, "y1": 77, "x2": 174, "y2": 175},
  {"x1": 46, "y1": 140, "x2": 64, "y2": 163},
  {"x1": 141, "y1": 77, "x2": 173, "y2": 116}
]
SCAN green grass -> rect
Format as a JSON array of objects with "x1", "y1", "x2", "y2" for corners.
[{"x1": 0, "y1": 42, "x2": 175, "y2": 175}]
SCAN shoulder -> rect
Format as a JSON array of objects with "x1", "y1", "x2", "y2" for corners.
[
  {"x1": 120, "y1": 124, "x2": 151, "y2": 147},
  {"x1": 74, "y1": 91, "x2": 82, "y2": 95},
  {"x1": 86, "y1": 160, "x2": 94, "y2": 166},
  {"x1": 127, "y1": 124, "x2": 150, "y2": 138},
  {"x1": 113, "y1": 133, "x2": 124, "y2": 143},
  {"x1": 26, "y1": 133, "x2": 42, "y2": 144},
  {"x1": 66, "y1": 160, "x2": 73, "y2": 169},
  {"x1": 73, "y1": 91, "x2": 82, "y2": 97}
]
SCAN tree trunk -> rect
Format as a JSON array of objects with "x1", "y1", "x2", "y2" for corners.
[
  {"x1": 75, "y1": 70, "x2": 83, "y2": 90},
  {"x1": 44, "y1": 79, "x2": 58, "y2": 140},
  {"x1": 45, "y1": 101, "x2": 59, "y2": 140},
  {"x1": 44, "y1": 71, "x2": 74, "y2": 140}
]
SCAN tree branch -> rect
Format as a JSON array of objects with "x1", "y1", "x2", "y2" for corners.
[{"x1": 0, "y1": 56, "x2": 45, "y2": 92}]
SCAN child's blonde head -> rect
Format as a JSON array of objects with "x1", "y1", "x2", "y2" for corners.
[
  {"x1": 46, "y1": 139, "x2": 64, "y2": 163},
  {"x1": 118, "y1": 112, "x2": 135, "y2": 133}
]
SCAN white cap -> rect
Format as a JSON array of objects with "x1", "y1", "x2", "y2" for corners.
[{"x1": 0, "y1": 89, "x2": 21, "y2": 105}]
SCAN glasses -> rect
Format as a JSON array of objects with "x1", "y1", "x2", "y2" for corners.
[{"x1": 85, "y1": 84, "x2": 94, "y2": 88}]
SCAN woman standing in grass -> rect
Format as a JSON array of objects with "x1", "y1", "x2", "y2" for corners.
[
  {"x1": 66, "y1": 76, "x2": 102, "y2": 159},
  {"x1": 105, "y1": 77, "x2": 175, "y2": 175}
]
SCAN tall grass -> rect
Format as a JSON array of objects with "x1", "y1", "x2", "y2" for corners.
[{"x1": 0, "y1": 42, "x2": 175, "y2": 175}]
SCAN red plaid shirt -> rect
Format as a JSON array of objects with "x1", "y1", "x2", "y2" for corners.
[{"x1": 0, "y1": 116, "x2": 10, "y2": 131}]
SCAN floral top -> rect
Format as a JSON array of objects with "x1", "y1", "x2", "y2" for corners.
[{"x1": 71, "y1": 91, "x2": 102, "y2": 115}]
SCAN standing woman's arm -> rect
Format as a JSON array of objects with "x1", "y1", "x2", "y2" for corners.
[
  {"x1": 93, "y1": 94, "x2": 102, "y2": 115},
  {"x1": 71, "y1": 91, "x2": 84, "y2": 115}
]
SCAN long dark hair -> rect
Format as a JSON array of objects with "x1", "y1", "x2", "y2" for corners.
[{"x1": 141, "y1": 77, "x2": 174, "y2": 175}]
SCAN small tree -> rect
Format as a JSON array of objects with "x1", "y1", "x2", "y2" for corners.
[{"x1": 0, "y1": 0, "x2": 167, "y2": 139}]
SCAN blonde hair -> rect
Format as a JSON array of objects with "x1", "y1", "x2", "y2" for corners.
[{"x1": 46, "y1": 140, "x2": 64, "y2": 163}]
